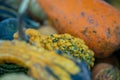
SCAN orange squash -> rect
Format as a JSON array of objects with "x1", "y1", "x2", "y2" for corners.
[{"x1": 37, "y1": 0, "x2": 120, "y2": 58}]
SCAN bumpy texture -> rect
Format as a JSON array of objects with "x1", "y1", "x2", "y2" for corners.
[
  {"x1": 15, "y1": 29, "x2": 94, "y2": 68},
  {"x1": 0, "y1": 40, "x2": 91, "y2": 80},
  {"x1": 37, "y1": 0, "x2": 120, "y2": 58}
]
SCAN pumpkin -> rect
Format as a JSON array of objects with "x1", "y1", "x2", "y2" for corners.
[
  {"x1": 14, "y1": 29, "x2": 95, "y2": 68},
  {"x1": 37, "y1": 0, "x2": 120, "y2": 58},
  {"x1": 0, "y1": 40, "x2": 91, "y2": 80}
]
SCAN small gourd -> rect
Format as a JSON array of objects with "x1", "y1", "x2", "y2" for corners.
[
  {"x1": 0, "y1": 40, "x2": 91, "y2": 80},
  {"x1": 92, "y1": 63, "x2": 120, "y2": 80},
  {"x1": 14, "y1": 29, "x2": 95, "y2": 68}
]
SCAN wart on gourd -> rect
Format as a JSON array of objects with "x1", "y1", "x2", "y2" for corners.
[
  {"x1": 37, "y1": 0, "x2": 120, "y2": 58},
  {"x1": 0, "y1": 0, "x2": 91, "y2": 80},
  {"x1": 14, "y1": 28, "x2": 95, "y2": 68}
]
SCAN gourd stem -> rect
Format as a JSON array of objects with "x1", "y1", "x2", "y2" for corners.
[{"x1": 17, "y1": 0, "x2": 30, "y2": 41}]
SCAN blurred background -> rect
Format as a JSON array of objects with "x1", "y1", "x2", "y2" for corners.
[{"x1": 0, "y1": 0, "x2": 120, "y2": 80}]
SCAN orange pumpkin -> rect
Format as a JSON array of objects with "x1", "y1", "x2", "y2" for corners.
[{"x1": 37, "y1": 0, "x2": 120, "y2": 58}]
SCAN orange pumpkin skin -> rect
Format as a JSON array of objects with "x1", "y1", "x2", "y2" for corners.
[{"x1": 37, "y1": 0, "x2": 120, "y2": 58}]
